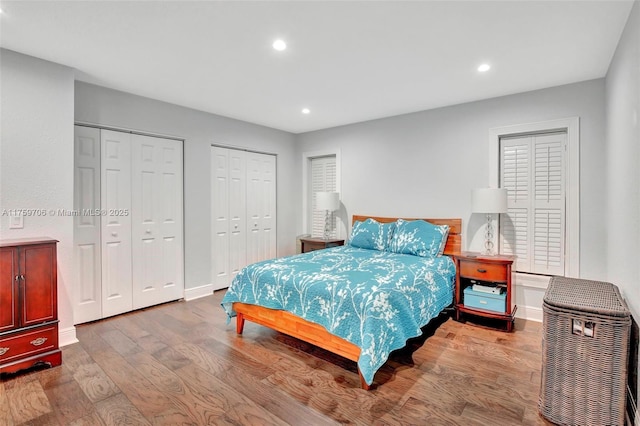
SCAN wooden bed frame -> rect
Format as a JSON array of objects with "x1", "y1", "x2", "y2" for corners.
[{"x1": 233, "y1": 215, "x2": 462, "y2": 389}]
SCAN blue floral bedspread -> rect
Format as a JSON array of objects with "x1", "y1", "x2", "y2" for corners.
[{"x1": 221, "y1": 245, "x2": 455, "y2": 385}]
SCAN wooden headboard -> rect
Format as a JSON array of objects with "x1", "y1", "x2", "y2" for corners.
[{"x1": 351, "y1": 215, "x2": 462, "y2": 256}]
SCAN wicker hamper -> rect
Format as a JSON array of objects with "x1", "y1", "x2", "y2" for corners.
[{"x1": 539, "y1": 277, "x2": 631, "y2": 426}]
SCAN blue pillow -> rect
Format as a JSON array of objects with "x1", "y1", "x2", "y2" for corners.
[
  {"x1": 348, "y1": 219, "x2": 395, "y2": 251},
  {"x1": 388, "y1": 219, "x2": 449, "y2": 257}
]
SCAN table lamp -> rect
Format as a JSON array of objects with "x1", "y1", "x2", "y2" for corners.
[
  {"x1": 471, "y1": 188, "x2": 507, "y2": 255},
  {"x1": 315, "y1": 191, "x2": 340, "y2": 240}
]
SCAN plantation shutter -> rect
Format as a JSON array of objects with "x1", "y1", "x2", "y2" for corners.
[
  {"x1": 309, "y1": 156, "x2": 337, "y2": 238},
  {"x1": 500, "y1": 132, "x2": 566, "y2": 275},
  {"x1": 500, "y1": 140, "x2": 530, "y2": 270}
]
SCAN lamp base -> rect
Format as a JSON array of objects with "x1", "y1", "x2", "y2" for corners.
[
  {"x1": 323, "y1": 210, "x2": 331, "y2": 240},
  {"x1": 483, "y1": 213, "x2": 496, "y2": 256}
]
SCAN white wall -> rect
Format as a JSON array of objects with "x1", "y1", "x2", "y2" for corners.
[
  {"x1": 295, "y1": 80, "x2": 606, "y2": 322},
  {"x1": 0, "y1": 49, "x2": 76, "y2": 345},
  {"x1": 74, "y1": 82, "x2": 298, "y2": 299},
  {"x1": 295, "y1": 79, "x2": 607, "y2": 279},
  {"x1": 605, "y1": 0, "x2": 640, "y2": 413},
  {"x1": 606, "y1": 0, "x2": 640, "y2": 331}
]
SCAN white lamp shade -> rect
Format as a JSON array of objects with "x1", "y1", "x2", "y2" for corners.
[
  {"x1": 316, "y1": 192, "x2": 340, "y2": 211},
  {"x1": 471, "y1": 188, "x2": 508, "y2": 213}
]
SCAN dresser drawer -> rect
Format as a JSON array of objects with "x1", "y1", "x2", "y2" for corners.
[
  {"x1": 0, "y1": 324, "x2": 58, "y2": 364},
  {"x1": 459, "y1": 261, "x2": 508, "y2": 282}
]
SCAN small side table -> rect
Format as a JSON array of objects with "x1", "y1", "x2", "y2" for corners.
[
  {"x1": 454, "y1": 252, "x2": 516, "y2": 331},
  {"x1": 300, "y1": 237, "x2": 345, "y2": 253}
]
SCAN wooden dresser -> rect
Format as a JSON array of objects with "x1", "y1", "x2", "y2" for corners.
[{"x1": 0, "y1": 238, "x2": 61, "y2": 374}]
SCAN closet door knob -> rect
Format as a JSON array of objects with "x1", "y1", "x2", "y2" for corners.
[
  {"x1": 145, "y1": 229, "x2": 151, "y2": 234},
  {"x1": 111, "y1": 232, "x2": 118, "y2": 237}
]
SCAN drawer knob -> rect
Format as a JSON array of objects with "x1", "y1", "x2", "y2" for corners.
[
  {"x1": 30, "y1": 337, "x2": 48, "y2": 346},
  {"x1": 0, "y1": 347, "x2": 9, "y2": 356},
  {"x1": 477, "y1": 268, "x2": 487, "y2": 273}
]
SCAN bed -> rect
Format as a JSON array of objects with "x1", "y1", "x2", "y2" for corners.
[{"x1": 221, "y1": 215, "x2": 462, "y2": 389}]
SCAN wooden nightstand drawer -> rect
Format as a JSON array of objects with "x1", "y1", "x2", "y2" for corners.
[
  {"x1": 459, "y1": 261, "x2": 508, "y2": 282},
  {"x1": 300, "y1": 238, "x2": 344, "y2": 254},
  {"x1": 303, "y1": 241, "x2": 327, "y2": 252},
  {"x1": 0, "y1": 323, "x2": 58, "y2": 364}
]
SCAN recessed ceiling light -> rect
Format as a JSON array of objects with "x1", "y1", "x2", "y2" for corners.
[
  {"x1": 477, "y1": 63, "x2": 491, "y2": 72},
  {"x1": 302, "y1": 108, "x2": 310, "y2": 114},
  {"x1": 272, "y1": 39, "x2": 287, "y2": 51}
]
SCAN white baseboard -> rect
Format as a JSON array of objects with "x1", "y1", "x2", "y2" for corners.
[
  {"x1": 515, "y1": 272, "x2": 550, "y2": 289},
  {"x1": 513, "y1": 273, "x2": 548, "y2": 322},
  {"x1": 515, "y1": 305, "x2": 543, "y2": 322},
  {"x1": 627, "y1": 407, "x2": 638, "y2": 426},
  {"x1": 184, "y1": 283, "x2": 215, "y2": 301},
  {"x1": 627, "y1": 384, "x2": 639, "y2": 426},
  {"x1": 59, "y1": 326, "x2": 78, "y2": 347}
]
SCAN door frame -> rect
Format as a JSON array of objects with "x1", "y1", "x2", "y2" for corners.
[
  {"x1": 488, "y1": 117, "x2": 580, "y2": 278},
  {"x1": 210, "y1": 144, "x2": 278, "y2": 291},
  {"x1": 73, "y1": 122, "x2": 186, "y2": 323},
  {"x1": 301, "y1": 148, "x2": 342, "y2": 239}
]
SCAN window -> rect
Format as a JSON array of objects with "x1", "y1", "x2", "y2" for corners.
[
  {"x1": 309, "y1": 155, "x2": 337, "y2": 238},
  {"x1": 490, "y1": 117, "x2": 579, "y2": 278},
  {"x1": 499, "y1": 132, "x2": 566, "y2": 275}
]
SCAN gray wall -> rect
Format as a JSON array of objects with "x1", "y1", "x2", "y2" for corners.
[
  {"x1": 74, "y1": 82, "x2": 298, "y2": 292},
  {"x1": 0, "y1": 49, "x2": 76, "y2": 343},
  {"x1": 295, "y1": 79, "x2": 607, "y2": 280},
  {"x1": 605, "y1": 0, "x2": 640, "y2": 407},
  {"x1": 606, "y1": 0, "x2": 640, "y2": 325}
]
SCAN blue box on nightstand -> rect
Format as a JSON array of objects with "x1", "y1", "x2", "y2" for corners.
[{"x1": 463, "y1": 287, "x2": 506, "y2": 313}]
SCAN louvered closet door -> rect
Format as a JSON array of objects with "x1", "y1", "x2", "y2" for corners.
[
  {"x1": 246, "y1": 152, "x2": 277, "y2": 265},
  {"x1": 101, "y1": 130, "x2": 133, "y2": 317},
  {"x1": 74, "y1": 126, "x2": 102, "y2": 323},
  {"x1": 500, "y1": 132, "x2": 566, "y2": 275},
  {"x1": 131, "y1": 134, "x2": 184, "y2": 309}
]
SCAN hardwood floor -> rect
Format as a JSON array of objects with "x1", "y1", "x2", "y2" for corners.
[{"x1": 1, "y1": 290, "x2": 552, "y2": 425}]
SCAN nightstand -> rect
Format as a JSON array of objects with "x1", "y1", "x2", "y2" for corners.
[
  {"x1": 300, "y1": 237, "x2": 345, "y2": 253},
  {"x1": 454, "y1": 252, "x2": 516, "y2": 331}
]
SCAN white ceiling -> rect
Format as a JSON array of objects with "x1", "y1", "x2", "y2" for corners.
[{"x1": 0, "y1": 1, "x2": 634, "y2": 134}]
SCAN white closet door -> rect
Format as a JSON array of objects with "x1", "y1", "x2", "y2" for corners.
[
  {"x1": 211, "y1": 147, "x2": 230, "y2": 290},
  {"x1": 74, "y1": 126, "x2": 102, "y2": 323},
  {"x1": 101, "y1": 130, "x2": 133, "y2": 318},
  {"x1": 246, "y1": 152, "x2": 277, "y2": 264},
  {"x1": 131, "y1": 134, "x2": 184, "y2": 309},
  {"x1": 228, "y1": 149, "x2": 247, "y2": 281},
  {"x1": 211, "y1": 147, "x2": 246, "y2": 290}
]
